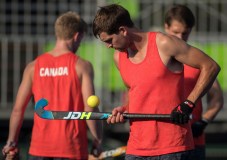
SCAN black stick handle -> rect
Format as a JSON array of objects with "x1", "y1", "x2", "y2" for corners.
[{"x1": 122, "y1": 113, "x2": 171, "y2": 120}]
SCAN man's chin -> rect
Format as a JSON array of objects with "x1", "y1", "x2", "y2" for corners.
[{"x1": 115, "y1": 48, "x2": 126, "y2": 52}]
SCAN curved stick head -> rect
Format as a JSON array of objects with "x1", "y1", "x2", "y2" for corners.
[
  {"x1": 34, "y1": 98, "x2": 54, "y2": 119},
  {"x1": 35, "y1": 98, "x2": 48, "y2": 110}
]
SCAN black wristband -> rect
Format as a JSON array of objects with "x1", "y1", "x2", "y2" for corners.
[
  {"x1": 184, "y1": 100, "x2": 195, "y2": 109},
  {"x1": 179, "y1": 100, "x2": 195, "y2": 115}
]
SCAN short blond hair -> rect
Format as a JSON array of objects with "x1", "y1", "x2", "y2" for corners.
[{"x1": 55, "y1": 11, "x2": 87, "y2": 40}]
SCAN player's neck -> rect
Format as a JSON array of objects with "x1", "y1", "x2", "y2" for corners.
[
  {"x1": 49, "y1": 40, "x2": 73, "y2": 56},
  {"x1": 128, "y1": 32, "x2": 148, "y2": 55}
]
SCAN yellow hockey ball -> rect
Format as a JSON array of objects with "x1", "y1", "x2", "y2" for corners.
[{"x1": 87, "y1": 95, "x2": 100, "y2": 108}]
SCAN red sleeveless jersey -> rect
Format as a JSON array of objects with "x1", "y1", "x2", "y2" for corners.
[
  {"x1": 30, "y1": 53, "x2": 88, "y2": 159},
  {"x1": 184, "y1": 65, "x2": 205, "y2": 146},
  {"x1": 119, "y1": 32, "x2": 194, "y2": 156}
]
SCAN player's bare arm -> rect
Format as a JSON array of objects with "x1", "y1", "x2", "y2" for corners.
[
  {"x1": 76, "y1": 58, "x2": 103, "y2": 155},
  {"x1": 76, "y1": 58, "x2": 96, "y2": 111},
  {"x1": 203, "y1": 80, "x2": 224, "y2": 121},
  {"x1": 156, "y1": 32, "x2": 220, "y2": 103},
  {"x1": 106, "y1": 51, "x2": 128, "y2": 124},
  {"x1": 8, "y1": 62, "x2": 34, "y2": 142},
  {"x1": 2, "y1": 61, "x2": 34, "y2": 156}
]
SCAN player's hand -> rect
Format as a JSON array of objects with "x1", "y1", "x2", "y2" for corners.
[
  {"x1": 2, "y1": 146, "x2": 19, "y2": 160},
  {"x1": 191, "y1": 119, "x2": 208, "y2": 137},
  {"x1": 5, "y1": 149, "x2": 19, "y2": 160},
  {"x1": 107, "y1": 106, "x2": 126, "y2": 124},
  {"x1": 88, "y1": 154, "x2": 98, "y2": 160},
  {"x1": 171, "y1": 100, "x2": 195, "y2": 124},
  {"x1": 90, "y1": 139, "x2": 102, "y2": 159}
]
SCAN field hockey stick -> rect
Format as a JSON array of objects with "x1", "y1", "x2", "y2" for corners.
[
  {"x1": 88, "y1": 146, "x2": 126, "y2": 160},
  {"x1": 35, "y1": 98, "x2": 192, "y2": 120}
]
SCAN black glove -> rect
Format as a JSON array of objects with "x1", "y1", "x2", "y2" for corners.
[
  {"x1": 90, "y1": 140, "x2": 102, "y2": 157},
  {"x1": 171, "y1": 100, "x2": 195, "y2": 124},
  {"x1": 191, "y1": 119, "x2": 208, "y2": 137}
]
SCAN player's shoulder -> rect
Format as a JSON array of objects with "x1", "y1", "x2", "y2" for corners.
[
  {"x1": 114, "y1": 50, "x2": 120, "y2": 61},
  {"x1": 77, "y1": 57, "x2": 92, "y2": 67},
  {"x1": 26, "y1": 60, "x2": 35, "y2": 69},
  {"x1": 156, "y1": 32, "x2": 174, "y2": 44},
  {"x1": 23, "y1": 60, "x2": 35, "y2": 75},
  {"x1": 76, "y1": 57, "x2": 93, "y2": 72},
  {"x1": 113, "y1": 51, "x2": 120, "y2": 69},
  {"x1": 156, "y1": 32, "x2": 181, "y2": 51}
]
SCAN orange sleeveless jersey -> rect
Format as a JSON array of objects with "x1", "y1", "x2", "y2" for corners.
[
  {"x1": 184, "y1": 65, "x2": 205, "y2": 146},
  {"x1": 119, "y1": 32, "x2": 194, "y2": 156},
  {"x1": 30, "y1": 53, "x2": 88, "y2": 159}
]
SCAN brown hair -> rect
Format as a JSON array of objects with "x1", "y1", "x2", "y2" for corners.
[
  {"x1": 55, "y1": 11, "x2": 87, "y2": 40},
  {"x1": 93, "y1": 4, "x2": 134, "y2": 38},
  {"x1": 165, "y1": 4, "x2": 195, "y2": 28}
]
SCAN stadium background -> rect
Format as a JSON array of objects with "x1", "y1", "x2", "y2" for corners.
[{"x1": 0, "y1": 0, "x2": 226, "y2": 159}]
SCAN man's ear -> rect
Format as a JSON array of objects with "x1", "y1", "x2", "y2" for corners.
[
  {"x1": 73, "y1": 32, "x2": 79, "y2": 41},
  {"x1": 119, "y1": 26, "x2": 127, "y2": 36},
  {"x1": 164, "y1": 23, "x2": 169, "y2": 31}
]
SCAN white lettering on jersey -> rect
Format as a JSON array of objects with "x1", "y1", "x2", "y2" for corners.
[{"x1": 40, "y1": 67, "x2": 68, "y2": 77}]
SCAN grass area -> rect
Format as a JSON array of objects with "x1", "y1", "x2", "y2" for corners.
[{"x1": 192, "y1": 42, "x2": 227, "y2": 90}]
